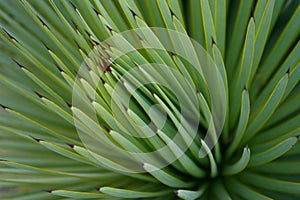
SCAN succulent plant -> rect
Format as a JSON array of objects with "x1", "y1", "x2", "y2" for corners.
[{"x1": 0, "y1": 0, "x2": 299, "y2": 199}]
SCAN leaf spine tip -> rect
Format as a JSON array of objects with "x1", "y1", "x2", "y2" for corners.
[
  {"x1": 0, "y1": 104, "x2": 10, "y2": 109},
  {"x1": 66, "y1": 101, "x2": 72, "y2": 108},
  {"x1": 41, "y1": 41, "x2": 51, "y2": 50},
  {"x1": 129, "y1": 9, "x2": 137, "y2": 17},
  {"x1": 93, "y1": 8, "x2": 100, "y2": 15},
  {"x1": 12, "y1": 59, "x2": 27, "y2": 69},
  {"x1": 211, "y1": 37, "x2": 216, "y2": 45},
  {"x1": 30, "y1": 136, "x2": 43, "y2": 142},
  {"x1": 37, "y1": 16, "x2": 48, "y2": 28},
  {"x1": 99, "y1": 77, "x2": 105, "y2": 84},
  {"x1": 106, "y1": 25, "x2": 113, "y2": 33},
  {"x1": 3, "y1": 29, "x2": 16, "y2": 40},
  {"x1": 70, "y1": 2, "x2": 77, "y2": 10},
  {"x1": 104, "y1": 126, "x2": 111, "y2": 133},
  {"x1": 34, "y1": 91, "x2": 45, "y2": 98},
  {"x1": 170, "y1": 8, "x2": 176, "y2": 17},
  {"x1": 67, "y1": 143, "x2": 75, "y2": 148},
  {"x1": 250, "y1": 10, "x2": 254, "y2": 19}
]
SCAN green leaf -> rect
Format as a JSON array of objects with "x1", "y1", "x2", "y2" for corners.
[
  {"x1": 223, "y1": 146, "x2": 251, "y2": 176},
  {"x1": 249, "y1": 0, "x2": 275, "y2": 83},
  {"x1": 240, "y1": 171, "x2": 300, "y2": 195},
  {"x1": 186, "y1": 0, "x2": 204, "y2": 46},
  {"x1": 212, "y1": 0, "x2": 226, "y2": 56},
  {"x1": 212, "y1": 180, "x2": 231, "y2": 200},
  {"x1": 156, "y1": 0, "x2": 174, "y2": 29},
  {"x1": 253, "y1": 161, "x2": 300, "y2": 174},
  {"x1": 229, "y1": 18, "x2": 255, "y2": 126},
  {"x1": 199, "y1": 140, "x2": 218, "y2": 178},
  {"x1": 226, "y1": 177, "x2": 272, "y2": 200},
  {"x1": 200, "y1": 0, "x2": 216, "y2": 54},
  {"x1": 251, "y1": 114, "x2": 300, "y2": 145},
  {"x1": 176, "y1": 184, "x2": 208, "y2": 200},
  {"x1": 143, "y1": 163, "x2": 193, "y2": 188},
  {"x1": 248, "y1": 136, "x2": 298, "y2": 167},
  {"x1": 157, "y1": 130, "x2": 206, "y2": 178},
  {"x1": 259, "y1": 7, "x2": 300, "y2": 80},
  {"x1": 39, "y1": 140, "x2": 92, "y2": 165},
  {"x1": 212, "y1": 43, "x2": 229, "y2": 140},
  {"x1": 99, "y1": 186, "x2": 171, "y2": 198},
  {"x1": 50, "y1": 190, "x2": 108, "y2": 199},
  {"x1": 226, "y1": 89, "x2": 250, "y2": 158},
  {"x1": 225, "y1": 1, "x2": 254, "y2": 78},
  {"x1": 243, "y1": 73, "x2": 289, "y2": 144},
  {"x1": 265, "y1": 92, "x2": 300, "y2": 128}
]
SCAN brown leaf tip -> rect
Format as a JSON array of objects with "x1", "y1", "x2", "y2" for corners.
[
  {"x1": 93, "y1": 8, "x2": 100, "y2": 15},
  {"x1": 34, "y1": 91, "x2": 45, "y2": 98},
  {"x1": 211, "y1": 37, "x2": 216, "y2": 45},
  {"x1": 129, "y1": 9, "x2": 137, "y2": 17},
  {"x1": 106, "y1": 25, "x2": 113, "y2": 33},
  {"x1": 30, "y1": 136, "x2": 43, "y2": 142},
  {"x1": 12, "y1": 59, "x2": 27, "y2": 69},
  {"x1": 41, "y1": 41, "x2": 51, "y2": 51},
  {"x1": 67, "y1": 143, "x2": 75, "y2": 148},
  {"x1": 104, "y1": 126, "x2": 111, "y2": 133},
  {"x1": 0, "y1": 104, "x2": 10, "y2": 110},
  {"x1": 37, "y1": 16, "x2": 48, "y2": 28},
  {"x1": 66, "y1": 101, "x2": 72, "y2": 108},
  {"x1": 170, "y1": 9, "x2": 176, "y2": 17},
  {"x1": 3, "y1": 29, "x2": 16, "y2": 40}
]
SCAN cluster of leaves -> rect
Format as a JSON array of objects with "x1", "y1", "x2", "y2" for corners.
[{"x1": 0, "y1": 0, "x2": 299, "y2": 199}]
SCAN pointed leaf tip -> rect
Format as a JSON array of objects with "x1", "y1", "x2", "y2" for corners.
[
  {"x1": 3, "y1": 29, "x2": 16, "y2": 40},
  {"x1": 34, "y1": 91, "x2": 45, "y2": 98},
  {"x1": 41, "y1": 41, "x2": 51, "y2": 50},
  {"x1": 0, "y1": 104, "x2": 10, "y2": 110},
  {"x1": 67, "y1": 143, "x2": 75, "y2": 148},
  {"x1": 37, "y1": 16, "x2": 48, "y2": 28},
  {"x1": 104, "y1": 126, "x2": 111, "y2": 133},
  {"x1": 30, "y1": 136, "x2": 43, "y2": 142},
  {"x1": 129, "y1": 9, "x2": 137, "y2": 17},
  {"x1": 12, "y1": 59, "x2": 27, "y2": 69},
  {"x1": 211, "y1": 37, "x2": 216, "y2": 45}
]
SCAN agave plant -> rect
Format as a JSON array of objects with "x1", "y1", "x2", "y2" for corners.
[{"x1": 0, "y1": 0, "x2": 299, "y2": 199}]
